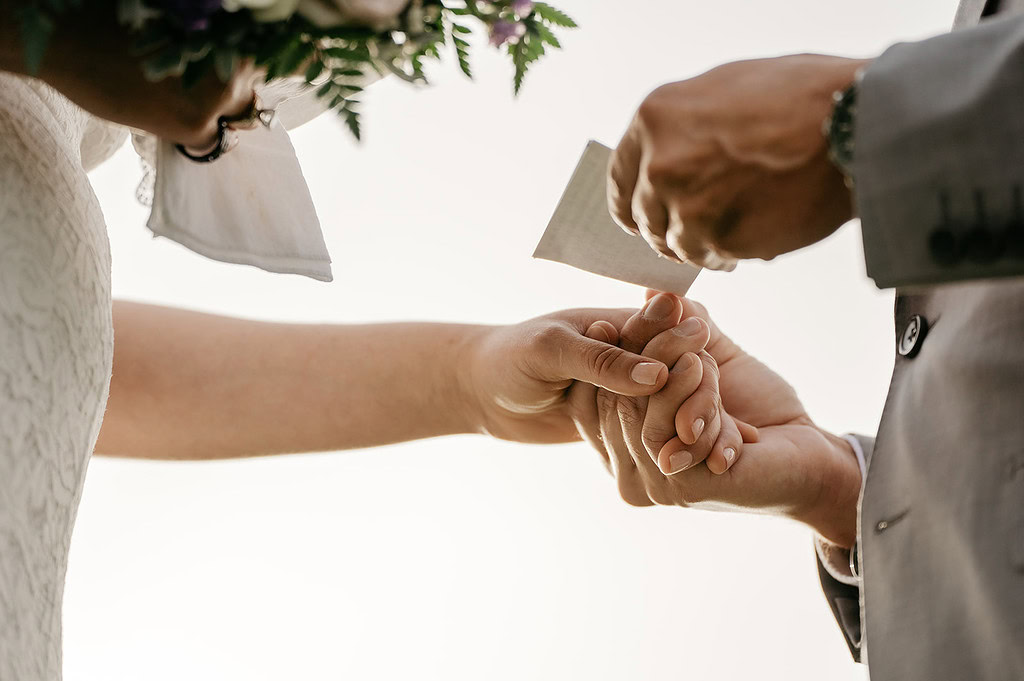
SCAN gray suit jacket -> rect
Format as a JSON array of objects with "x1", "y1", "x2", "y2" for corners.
[{"x1": 817, "y1": 1, "x2": 1024, "y2": 678}]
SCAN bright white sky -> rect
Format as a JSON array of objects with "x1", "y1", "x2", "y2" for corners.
[{"x1": 67, "y1": 1, "x2": 959, "y2": 679}]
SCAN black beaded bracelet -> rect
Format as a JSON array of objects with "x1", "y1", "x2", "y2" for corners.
[{"x1": 174, "y1": 117, "x2": 232, "y2": 164}]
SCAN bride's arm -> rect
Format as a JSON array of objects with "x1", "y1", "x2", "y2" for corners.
[
  {"x1": 95, "y1": 301, "x2": 671, "y2": 459},
  {"x1": 97, "y1": 302, "x2": 483, "y2": 459}
]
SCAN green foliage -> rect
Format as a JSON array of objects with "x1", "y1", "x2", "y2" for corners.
[
  {"x1": 14, "y1": 0, "x2": 83, "y2": 74},
  {"x1": 509, "y1": 4, "x2": 573, "y2": 96},
  {"x1": 532, "y1": 3, "x2": 577, "y2": 28},
  {"x1": 20, "y1": 0, "x2": 576, "y2": 140},
  {"x1": 450, "y1": 21, "x2": 473, "y2": 79}
]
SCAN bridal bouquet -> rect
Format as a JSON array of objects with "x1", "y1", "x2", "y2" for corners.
[{"x1": 18, "y1": 0, "x2": 576, "y2": 138}]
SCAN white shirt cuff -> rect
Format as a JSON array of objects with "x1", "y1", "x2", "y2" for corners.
[{"x1": 814, "y1": 434, "x2": 866, "y2": 587}]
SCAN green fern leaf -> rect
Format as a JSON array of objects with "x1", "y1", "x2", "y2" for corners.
[{"x1": 532, "y1": 3, "x2": 577, "y2": 28}]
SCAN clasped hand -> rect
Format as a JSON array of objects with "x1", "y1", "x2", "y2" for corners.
[{"x1": 562, "y1": 293, "x2": 862, "y2": 548}]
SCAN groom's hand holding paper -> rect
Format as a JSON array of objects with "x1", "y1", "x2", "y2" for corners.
[{"x1": 533, "y1": 141, "x2": 701, "y2": 296}]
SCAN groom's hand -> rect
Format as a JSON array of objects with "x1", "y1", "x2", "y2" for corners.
[
  {"x1": 608, "y1": 55, "x2": 869, "y2": 268},
  {"x1": 574, "y1": 295, "x2": 863, "y2": 548}
]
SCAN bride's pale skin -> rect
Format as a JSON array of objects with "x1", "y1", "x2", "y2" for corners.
[
  {"x1": 1, "y1": 2, "x2": 756, "y2": 522},
  {"x1": 96, "y1": 302, "x2": 681, "y2": 458}
]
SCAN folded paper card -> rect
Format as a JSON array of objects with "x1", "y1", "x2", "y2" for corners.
[{"x1": 533, "y1": 140, "x2": 701, "y2": 296}]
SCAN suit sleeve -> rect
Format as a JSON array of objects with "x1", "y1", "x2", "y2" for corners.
[
  {"x1": 815, "y1": 433, "x2": 874, "y2": 662},
  {"x1": 855, "y1": 12, "x2": 1024, "y2": 289}
]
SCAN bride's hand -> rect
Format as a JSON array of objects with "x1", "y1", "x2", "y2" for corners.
[
  {"x1": 573, "y1": 294, "x2": 862, "y2": 547},
  {"x1": 1, "y1": 2, "x2": 258, "y2": 148},
  {"x1": 462, "y1": 308, "x2": 673, "y2": 444}
]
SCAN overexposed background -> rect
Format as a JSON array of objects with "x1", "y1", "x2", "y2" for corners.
[{"x1": 67, "y1": 1, "x2": 958, "y2": 679}]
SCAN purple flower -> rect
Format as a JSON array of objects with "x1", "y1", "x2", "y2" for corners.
[
  {"x1": 511, "y1": 0, "x2": 533, "y2": 17},
  {"x1": 489, "y1": 19, "x2": 526, "y2": 46},
  {"x1": 161, "y1": 0, "x2": 223, "y2": 31}
]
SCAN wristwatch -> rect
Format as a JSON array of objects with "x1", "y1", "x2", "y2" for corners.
[{"x1": 823, "y1": 70, "x2": 863, "y2": 188}]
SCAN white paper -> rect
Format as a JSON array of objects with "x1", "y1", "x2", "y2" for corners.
[{"x1": 533, "y1": 140, "x2": 701, "y2": 296}]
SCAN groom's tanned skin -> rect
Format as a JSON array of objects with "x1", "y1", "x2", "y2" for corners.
[
  {"x1": 608, "y1": 55, "x2": 869, "y2": 269},
  {"x1": 580, "y1": 294, "x2": 861, "y2": 549}
]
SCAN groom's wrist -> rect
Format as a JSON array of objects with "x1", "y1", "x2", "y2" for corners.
[{"x1": 795, "y1": 429, "x2": 862, "y2": 548}]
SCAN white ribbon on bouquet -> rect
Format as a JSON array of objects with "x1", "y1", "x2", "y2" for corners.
[{"x1": 131, "y1": 73, "x2": 380, "y2": 282}]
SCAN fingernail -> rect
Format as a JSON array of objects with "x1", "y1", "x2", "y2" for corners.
[
  {"x1": 723, "y1": 447, "x2": 736, "y2": 468},
  {"x1": 692, "y1": 418, "x2": 705, "y2": 439},
  {"x1": 667, "y1": 451, "x2": 694, "y2": 474},
  {"x1": 672, "y1": 317, "x2": 703, "y2": 338},
  {"x1": 643, "y1": 294, "x2": 675, "y2": 321},
  {"x1": 631, "y1": 362, "x2": 663, "y2": 385}
]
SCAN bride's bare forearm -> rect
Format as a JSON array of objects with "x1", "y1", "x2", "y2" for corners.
[{"x1": 95, "y1": 301, "x2": 487, "y2": 459}]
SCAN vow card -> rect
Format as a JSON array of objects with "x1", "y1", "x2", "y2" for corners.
[{"x1": 533, "y1": 140, "x2": 701, "y2": 296}]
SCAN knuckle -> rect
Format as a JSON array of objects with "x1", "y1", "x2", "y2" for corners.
[
  {"x1": 666, "y1": 224, "x2": 705, "y2": 263},
  {"x1": 642, "y1": 423, "x2": 674, "y2": 451},
  {"x1": 689, "y1": 201, "x2": 742, "y2": 253},
  {"x1": 586, "y1": 343, "x2": 624, "y2": 381},
  {"x1": 701, "y1": 351, "x2": 721, "y2": 381},
  {"x1": 636, "y1": 94, "x2": 664, "y2": 129},
  {"x1": 695, "y1": 390, "x2": 721, "y2": 422},
  {"x1": 527, "y1": 323, "x2": 568, "y2": 354},
  {"x1": 608, "y1": 197, "x2": 637, "y2": 233},
  {"x1": 607, "y1": 163, "x2": 629, "y2": 196},
  {"x1": 615, "y1": 398, "x2": 644, "y2": 429},
  {"x1": 595, "y1": 388, "x2": 618, "y2": 417},
  {"x1": 644, "y1": 158, "x2": 682, "y2": 188}
]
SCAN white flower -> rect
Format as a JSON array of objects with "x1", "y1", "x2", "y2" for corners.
[
  {"x1": 222, "y1": 0, "x2": 301, "y2": 22},
  {"x1": 296, "y1": 0, "x2": 409, "y2": 29}
]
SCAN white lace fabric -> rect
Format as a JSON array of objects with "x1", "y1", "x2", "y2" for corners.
[
  {"x1": 0, "y1": 74, "x2": 119, "y2": 681},
  {"x1": 0, "y1": 71, "x2": 365, "y2": 680}
]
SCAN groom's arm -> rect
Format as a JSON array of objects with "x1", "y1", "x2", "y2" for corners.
[
  {"x1": 814, "y1": 433, "x2": 873, "y2": 663},
  {"x1": 855, "y1": 12, "x2": 1024, "y2": 288}
]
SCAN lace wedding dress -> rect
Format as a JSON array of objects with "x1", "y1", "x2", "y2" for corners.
[
  {"x1": 0, "y1": 74, "x2": 126, "y2": 681},
  {"x1": 0, "y1": 64, "x2": 335, "y2": 679}
]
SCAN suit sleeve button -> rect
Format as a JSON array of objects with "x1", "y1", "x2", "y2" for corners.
[{"x1": 898, "y1": 315, "x2": 928, "y2": 358}]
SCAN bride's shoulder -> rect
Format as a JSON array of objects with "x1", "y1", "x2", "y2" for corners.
[
  {"x1": 0, "y1": 72, "x2": 127, "y2": 171},
  {"x1": 81, "y1": 116, "x2": 128, "y2": 172}
]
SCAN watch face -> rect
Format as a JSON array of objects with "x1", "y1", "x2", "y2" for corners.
[{"x1": 827, "y1": 83, "x2": 857, "y2": 178}]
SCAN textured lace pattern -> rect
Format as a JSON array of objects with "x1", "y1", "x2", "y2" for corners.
[{"x1": 0, "y1": 75, "x2": 120, "y2": 681}]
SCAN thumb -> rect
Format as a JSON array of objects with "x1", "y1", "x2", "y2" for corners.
[
  {"x1": 538, "y1": 324, "x2": 668, "y2": 396},
  {"x1": 644, "y1": 288, "x2": 678, "y2": 303}
]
